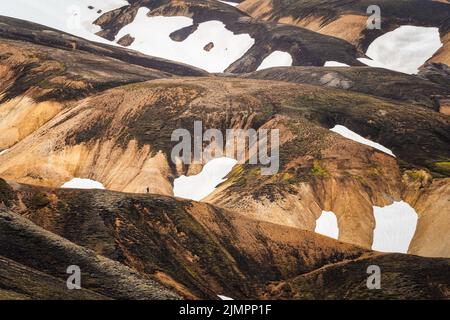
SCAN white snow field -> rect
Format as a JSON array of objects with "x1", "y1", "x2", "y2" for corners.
[
  {"x1": 61, "y1": 178, "x2": 105, "y2": 190},
  {"x1": 0, "y1": 0, "x2": 128, "y2": 44},
  {"x1": 372, "y1": 201, "x2": 418, "y2": 253},
  {"x1": 359, "y1": 26, "x2": 442, "y2": 74},
  {"x1": 115, "y1": 8, "x2": 255, "y2": 72},
  {"x1": 315, "y1": 211, "x2": 339, "y2": 239},
  {"x1": 218, "y1": 295, "x2": 234, "y2": 300},
  {"x1": 0, "y1": 1, "x2": 255, "y2": 73},
  {"x1": 324, "y1": 61, "x2": 350, "y2": 67},
  {"x1": 330, "y1": 125, "x2": 395, "y2": 157},
  {"x1": 257, "y1": 51, "x2": 293, "y2": 71},
  {"x1": 173, "y1": 157, "x2": 238, "y2": 201}
]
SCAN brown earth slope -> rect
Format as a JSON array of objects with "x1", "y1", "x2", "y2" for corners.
[
  {"x1": 0, "y1": 15, "x2": 208, "y2": 151},
  {"x1": 0, "y1": 77, "x2": 448, "y2": 254}
]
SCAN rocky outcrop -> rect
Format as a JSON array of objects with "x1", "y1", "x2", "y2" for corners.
[
  {"x1": 117, "y1": 34, "x2": 136, "y2": 46},
  {"x1": 402, "y1": 172, "x2": 450, "y2": 257},
  {"x1": 419, "y1": 62, "x2": 450, "y2": 88}
]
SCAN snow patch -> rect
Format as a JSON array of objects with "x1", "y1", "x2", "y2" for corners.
[
  {"x1": 61, "y1": 178, "x2": 105, "y2": 190},
  {"x1": 357, "y1": 57, "x2": 389, "y2": 70},
  {"x1": 324, "y1": 61, "x2": 350, "y2": 67},
  {"x1": 330, "y1": 125, "x2": 395, "y2": 157},
  {"x1": 315, "y1": 211, "x2": 339, "y2": 239},
  {"x1": 218, "y1": 1, "x2": 239, "y2": 6},
  {"x1": 174, "y1": 157, "x2": 237, "y2": 201},
  {"x1": 218, "y1": 295, "x2": 234, "y2": 300},
  {"x1": 0, "y1": 0, "x2": 128, "y2": 44},
  {"x1": 372, "y1": 201, "x2": 418, "y2": 253},
  {"x1": 115, "y1": 8, "x2": 255, "y2": 72},
  {"x1": 361, "y1": 26, "x2": 442, "y2": 74},
  {"x1": 257, "y1": 51, "x2": 293, "y2": 71}
]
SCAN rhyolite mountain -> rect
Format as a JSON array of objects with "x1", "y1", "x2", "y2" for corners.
[
  {"x1": 1, "y1": 58, "x2": 448, "y2": 255},
  {"x1": 0, "y1": 0, "x2": 449, "y2": 300},
  {"x1": 238, "y1": 0, "x2": 450, "y2": 66}
]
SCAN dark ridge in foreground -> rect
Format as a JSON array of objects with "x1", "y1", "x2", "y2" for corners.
[
  {"x1": 0, "y1": 179, "x2": 448, "y2": 299},
  {"x1": 0, "y1": 209, "x2": 181, "y2": 300}
]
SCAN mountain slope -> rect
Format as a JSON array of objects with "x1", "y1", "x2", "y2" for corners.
[
  {"x1": 0, "y1": 15, "x2": 207, "y2": 151},
  {"x1": 0, "y1": 209, "x2": 181, "y2": 299},
  {"x1": 0, "y1": 179, "x2": 368, "y2": 299},
  {"x1": 0, "y1": 255, "x2": 108, "y2": 300},
  {"x1": 0, "y1": 76, "x2": 448, "y2": 253},
  {"x1": 241, "y1": 66, "x2": 450, "y2": 111},
  {"x1": 0, "y1": 0, "x2": 364, "y2": 73},
  {"x1": 1, "y1": 179, "x2": 448, "y2": 299},
  {"x1": 239, "y1": 0, "x2": 450, "y2": 67},
  {"x1": 0, "y1": 2, "x2": 448, "y2": 300},
  {"x1": 266, "y1": 253, "x2": 450, "y2": 299}
]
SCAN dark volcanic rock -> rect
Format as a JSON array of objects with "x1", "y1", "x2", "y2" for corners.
[
  {"x1": 203, "y1": 42, "x2": 214, "y2": 52},
  {"x1": 419, "y1": 62, "x2": 450, "y2": 88},
  {"x1": 170, "y1": 24, "x2": 199, "y2": 42},
  {"x1": 117, "y1": 33, "x2": 136, "y2": 46}
]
